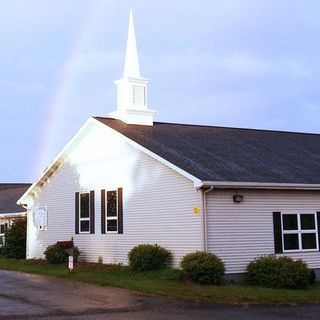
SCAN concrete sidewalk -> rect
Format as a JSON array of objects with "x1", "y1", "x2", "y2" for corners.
[{"x1": 0, "y1": 270, "x2": 319, "y2": 319}]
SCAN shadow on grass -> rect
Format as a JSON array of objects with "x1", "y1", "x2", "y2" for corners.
[{"x1": 0, "y1": 258, "x2": 319, "y2": 305}]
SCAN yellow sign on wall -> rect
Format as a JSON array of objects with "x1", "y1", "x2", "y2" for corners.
[{"x1": 193, "y1": 207, "x2": 200, "y2": 215}]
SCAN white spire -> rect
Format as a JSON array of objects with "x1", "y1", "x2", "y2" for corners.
[
  {"x1": 123, "y1": 10, "x2": 141, "y2": 78},
  {"x1": 110, "y1": 10, "x2": 156, "y2": 126}
]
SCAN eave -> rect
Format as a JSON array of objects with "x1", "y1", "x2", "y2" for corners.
[
  {"x1": 0, "y1": 212, "x2": 27, "y2": 219},
  {"x1": 200, "y1": 181, "x2": 320, "y2": 190}
]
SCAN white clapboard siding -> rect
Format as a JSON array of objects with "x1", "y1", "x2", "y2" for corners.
[
  {"x1": 26, "y1": 123, "x2": 202, "y2": 266},
  {"x1": 207, "y1": 189, "x2": 320, "y2": 274}
]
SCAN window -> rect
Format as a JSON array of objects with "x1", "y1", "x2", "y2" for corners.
[
  {"x1": 75, "y1": 191, "x2": 95, "y2": 235},
  {"x1": 80, "y1": 193, "x2": 90, "y2": 233},
  {"x1": 133, "y1": 86, "x2": 145, "y2": 105},
  {"x1": 107, "y1": 190, "x2": 118, "y2": 232},
  {"x1": 282, "y1": 213, "x2": 318, "y2": 252},
  {"x1": 101, "y1": 188, "x2": 123, "y2": 234},
  {"x1": 0, "y1": 225, "x2": 4, "y2": 235}
]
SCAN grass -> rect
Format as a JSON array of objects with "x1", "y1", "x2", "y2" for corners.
[{"x1": 0, "y1": 258, "x2": 319, "y2": 304}]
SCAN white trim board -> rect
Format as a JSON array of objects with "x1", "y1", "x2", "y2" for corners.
[{"x1": 0, "y1": 212, "x2": 26, "y2": 219}]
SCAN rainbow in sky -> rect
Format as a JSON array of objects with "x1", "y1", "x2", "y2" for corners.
[{"x1": 34, "y1": 1, "x2": 114, "y2": 179}]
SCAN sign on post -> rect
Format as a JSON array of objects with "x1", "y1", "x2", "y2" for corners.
[{"x1": 68, "y1": 256, "x2": 74, "y2": 271}]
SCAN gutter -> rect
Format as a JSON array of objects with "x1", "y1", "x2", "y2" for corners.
[
  {"x1": 200, "y1": 181, "x2": 320, "y2": 190},
  {"x1": 0, "y1": 212, "x2": 27, "y2": 219}
]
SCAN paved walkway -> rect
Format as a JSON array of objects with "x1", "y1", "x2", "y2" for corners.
[{"x1": 0, "y1": 270, "x2": 319, "y2": 319}]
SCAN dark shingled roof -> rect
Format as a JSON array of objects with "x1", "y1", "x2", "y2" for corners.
[
  {"x1": 0, "y1": 184, "x2": 31, "y2": 214},
  {"x1": 95, "y1": 117, "x2": 320, "y2": 184}
]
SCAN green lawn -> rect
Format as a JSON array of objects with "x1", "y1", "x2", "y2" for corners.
[{"x1": 0, "y1": 258, "x2": 319, "y2": 304}]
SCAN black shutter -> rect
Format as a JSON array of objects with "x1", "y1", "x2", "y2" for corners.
[
  {"x1": 101, "y1": 190, "x2": 106, "y2": 234},
  {"x1": 75, "y1": 192, "x2": 79, "y2": 234},
  {"x1": 273, "y1": 212, "x2": 283, "y2": 253},
  {"x1": 118, "y1": 187, "x2": 123, "y2": 234},
  {"x1": 317, "y1": 212, "x2": 320, "y2": 251},
  {"x1": 90, "y1": 190, "x2": 95, "y2": 234}
]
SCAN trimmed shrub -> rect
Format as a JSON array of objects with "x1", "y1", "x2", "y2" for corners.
[
  {"x1": 246, "y1": 256, "x2": 312, "y2": 289},
  {"x1": 44, "y1": 242, "x2": 80, "y2": 264},
  {"x1": 128, "y1": 244, "x2": 172, "y2": 272},
  {"x1": 44, "y1": 244, "x2": 69, "y2": 263},
  {"x1": 2, "y1": 218, "x2": 27, "y2": 259},
  {"x1": 181, "y1": 252, "x2": 225, "y2": 284}
]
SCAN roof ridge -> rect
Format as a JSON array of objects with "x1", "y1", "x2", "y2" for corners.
[
  {"x1": 93, "y1": 116, "x2": 320, "y2": 137},
  {"x1": 0, "y1": 183, "x2": 31, "y2": 191}
]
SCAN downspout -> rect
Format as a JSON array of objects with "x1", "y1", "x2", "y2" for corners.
[{"x1": 201, "y1": 186, "x2": 214, "y2": 252}]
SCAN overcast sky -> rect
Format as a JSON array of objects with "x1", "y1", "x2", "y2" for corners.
[{"x1": 1, "y1": 0, "x2": 320, "y2": 182}]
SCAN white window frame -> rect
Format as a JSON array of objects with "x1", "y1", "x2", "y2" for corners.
[
  {"x1": 281, "y1": 213, "x2": 319, "y2": 253},
  {"x1": 0, "y1": 224, "x2": 5, "y2": 235},
  {"x1": 0, "y1": 223, "x2": 7, "y2": 246},
  {"x1": 106, "y1": 189, "x2": 118, "y2": 234},
  {"x1": 79, "y1": 192, "x2": 90, "y2": 234},
  {"x1": 0, "y1": 223, "x2": 6, "y2": 236}
]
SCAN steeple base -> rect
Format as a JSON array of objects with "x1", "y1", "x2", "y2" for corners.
[{"x1": 109, "y1": 108, "x2": 156, "y2": 126}]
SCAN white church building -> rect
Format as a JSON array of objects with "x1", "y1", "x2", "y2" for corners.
[{"x1": 19, "y1": 11, "x2": 320, "y2": 277}]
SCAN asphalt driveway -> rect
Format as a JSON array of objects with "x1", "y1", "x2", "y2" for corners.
[{"x1": 0, "y1": 270, "x2": 319, "y2": 319}]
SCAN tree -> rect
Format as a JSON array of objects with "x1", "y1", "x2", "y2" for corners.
[{"x1": 2, "y1": 217, "x2": 27, "y2": 259}]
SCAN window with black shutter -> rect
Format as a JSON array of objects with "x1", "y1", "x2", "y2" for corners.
[
  {"x1": 107, "y1": 190, "x2": 118, "y2": 232},
  {"x1": 273, "y1": 212, "x2": 319, "y2": 253},
  {"x1": 101, "y1": 188, "x2": 123, "y2": 234},
  {"x1": 80, "y1": 193, "x2": 90, "y2": 233},
  {"x1": 75, "y1": 192, "x2": 95, "y2": 234},
  {"x1": 282, "y1": 213, "x2": 318, "y2": 251}
]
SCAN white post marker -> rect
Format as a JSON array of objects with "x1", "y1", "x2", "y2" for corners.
[{"x1": 68, "y1": 256, "x2": 74, "y2": 271}]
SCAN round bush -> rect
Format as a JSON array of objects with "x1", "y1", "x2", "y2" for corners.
[
  {"x1": 128, "y1": 244, "x2": 172, "y2": 272},
  {"x1": 181, "y1": 252, "x2": 225, "y2": 284},
  {"x1": 246, "y1": 256, "x2": 312, "y2": 289},
  {"x1": 44, "y1": 243, "x2": 80, "y2": 264},
  {"x1": 44, "y1": 244, "x2": 69, "y2": 263}
]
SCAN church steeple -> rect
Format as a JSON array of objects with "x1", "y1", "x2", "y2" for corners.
[
  {"x1": 110, "y1": 10, "x2": 156, "y2": 126},
  {"x1": 123, "y1": 10, "x2": 141, "y2": 78}
]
